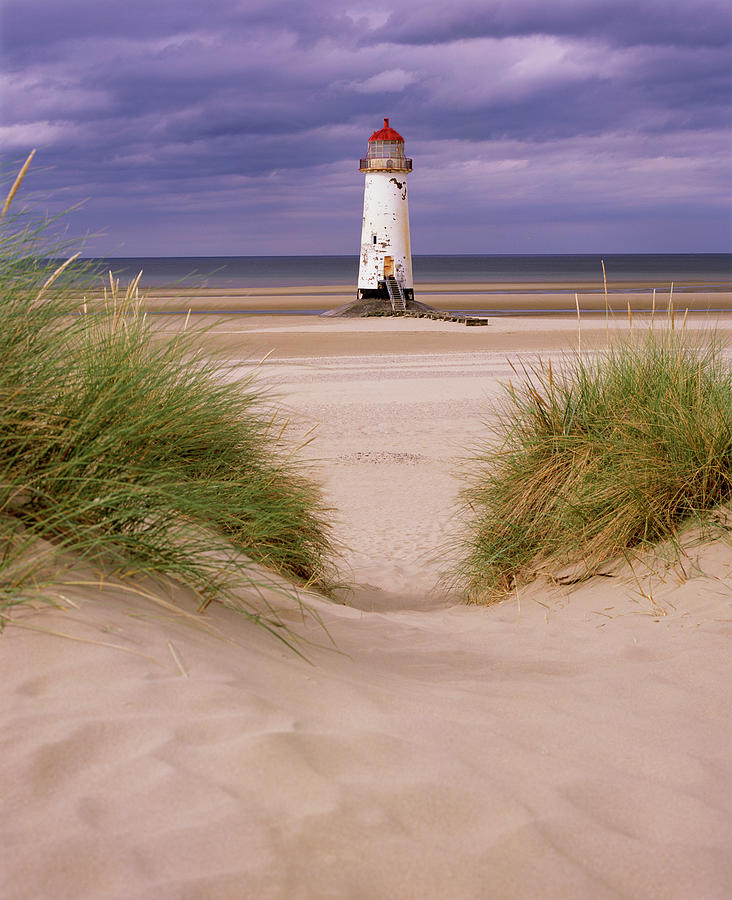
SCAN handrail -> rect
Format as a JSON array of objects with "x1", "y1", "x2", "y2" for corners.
[{"x1": 359, "y1": 157, "x2": 412, "y2": 172}]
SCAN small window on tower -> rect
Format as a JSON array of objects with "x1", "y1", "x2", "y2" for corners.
[{"x1": 372, "y1": 234, "x2": 377, "y2": 245}]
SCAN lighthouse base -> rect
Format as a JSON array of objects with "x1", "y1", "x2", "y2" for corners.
[
  {"x1": 357, "y1": 284, "x2": 414, "y2": 303},
  {"x1": 322, "y1": 295, "x2": 437, "y2": 318}
]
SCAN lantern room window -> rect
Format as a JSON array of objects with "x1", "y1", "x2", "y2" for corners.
[{"x1": 367, "y1": 140, "x2": 405, "y2": 160}]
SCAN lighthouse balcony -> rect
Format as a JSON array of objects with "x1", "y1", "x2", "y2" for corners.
[{"x1": 359, "y1": 157, "x2": 412, "y2": 173}]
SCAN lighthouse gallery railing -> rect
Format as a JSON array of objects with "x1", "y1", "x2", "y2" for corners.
[{"x1": 359, "y1": 157, "x2": 412, "y2": 172}]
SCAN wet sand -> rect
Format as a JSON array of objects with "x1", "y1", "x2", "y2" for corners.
[{"x1": 127, "y1": 282, "x2": 732, "y2": 314}]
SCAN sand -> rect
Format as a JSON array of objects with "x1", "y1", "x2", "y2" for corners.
[
  {"x1": 2, "y1": 308, "x2": 732, "y2": 899},
  {"x1": 128, "y1": 283, "x2": 732, "y2": 315}
]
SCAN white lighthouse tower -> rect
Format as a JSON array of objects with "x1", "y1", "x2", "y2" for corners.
[{"x1": 357, "y1": 117, "x2": 414, "y2": 310}]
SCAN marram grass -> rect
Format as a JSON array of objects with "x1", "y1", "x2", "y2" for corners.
[
  {"x1": 460, "y1": 328, "x2": 732, "y2": 603},
  {"x1": 0, "y1": 156, "x2": 336, "y2": 643}
]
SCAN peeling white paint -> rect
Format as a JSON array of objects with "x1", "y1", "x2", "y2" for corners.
[{"x1": 357, "y1": 172, "x2": 413, "y2": 291}]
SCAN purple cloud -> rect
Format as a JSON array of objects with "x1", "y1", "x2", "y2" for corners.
[{"x1": 0, "y1": 0, "x2": 729, "y2": 254}]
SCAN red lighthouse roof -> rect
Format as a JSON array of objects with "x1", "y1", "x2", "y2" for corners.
[{"x1": 368, "y1": 117, "x2": 404, "y2": 142}]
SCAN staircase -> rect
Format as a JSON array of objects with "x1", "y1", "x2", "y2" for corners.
[{"x1": 385, "y1": 275, "x2": 406, "y2": 312}]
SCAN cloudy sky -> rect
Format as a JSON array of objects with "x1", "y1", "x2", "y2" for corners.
[{"x1": 1, "y1": 0, "x2": 730, "y2": 255}]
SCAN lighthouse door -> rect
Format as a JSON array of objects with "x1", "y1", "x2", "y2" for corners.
[{"x1": 383, "y1": 256, "x2": 394, "y2": 277}]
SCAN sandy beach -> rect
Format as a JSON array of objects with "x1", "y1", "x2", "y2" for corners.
[
  {"x1": 2, "y1": 301, "x2": 731, "y2": 898},
  {"x1": 134, "y1": 282, "x2": 732, "y2": 315}
]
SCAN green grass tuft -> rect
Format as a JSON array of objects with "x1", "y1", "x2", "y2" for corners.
[
  {"x1": 460, "y1": 328, "x2": 732, "y2": 602},
  {"x1": 0, "y1": 157, "x2": 336, "y2": 640}
]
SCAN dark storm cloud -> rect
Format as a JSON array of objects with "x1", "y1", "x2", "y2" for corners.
[
  {"x1": 0, "y1": 0, "x2": 729, "y2": 253},
  {"x1": 366, "y1": 0, "x2": 732, "y2": 48},
  {"x1": 0, "y1": 0, "x2": 356, "y2": 65}
]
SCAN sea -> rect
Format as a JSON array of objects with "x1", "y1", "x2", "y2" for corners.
[{"x1": 87, "y1": 254, "x2": 732, "y2": 291}]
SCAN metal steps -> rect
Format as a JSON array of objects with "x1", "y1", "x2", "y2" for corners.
[{"x1": 385, "y1": 275, "x2": 406, "y2": 312}]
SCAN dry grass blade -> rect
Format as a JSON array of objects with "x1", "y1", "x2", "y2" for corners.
[
  {"x1": 601, "y1": 257, "x2": 609, "y2": 344},
  {"x1": 35, "y1": 252, "x2": 82, "y2": 301},
  {"x1": 1, "y1": 149, "x2": 36, "y2": 220},
  {"x1": 0, "y1": 614, "x2": 168, "y2": 666},
  {"x1": 167, "y1": 640, "x2": 189, "y2": 677}
]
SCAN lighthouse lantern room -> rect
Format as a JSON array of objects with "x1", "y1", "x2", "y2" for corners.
[{"x1": 357, "y1": 118, "x2": 414, "y2": 311}]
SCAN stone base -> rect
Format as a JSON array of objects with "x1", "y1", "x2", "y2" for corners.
[{"x1": 321, "y1": 296, "x2": 436, "y2": 318}]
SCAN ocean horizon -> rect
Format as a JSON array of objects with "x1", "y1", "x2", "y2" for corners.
[{"x1": 78, "y1": 253, "x2": 732, "y2": 290}]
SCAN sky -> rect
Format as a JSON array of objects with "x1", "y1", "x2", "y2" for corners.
[{"x1": 1, "y1": 0, "x2": 731, "y2": 256}]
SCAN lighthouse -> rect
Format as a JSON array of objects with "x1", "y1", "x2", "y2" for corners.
[{"x1": 357, "y1": 118, "x2": 414, "y2": 311}]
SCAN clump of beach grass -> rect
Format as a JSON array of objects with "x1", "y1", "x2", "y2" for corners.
[
  {"x1": 460, "y1": 323, "x2": 732, "y2": 603},
  {"x1": 0, "y1": 155, "x2": 336, "y2": 643}
]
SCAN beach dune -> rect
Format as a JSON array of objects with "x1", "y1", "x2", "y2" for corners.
[{"x1": 2, "y1": 311, "x2": 731, "y2": 899}]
